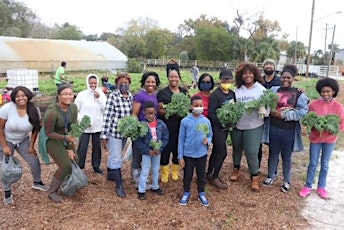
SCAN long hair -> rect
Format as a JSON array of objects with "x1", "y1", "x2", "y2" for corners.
[{"x1": 11, "y1": 86, "x2": 41, "y2": 131}]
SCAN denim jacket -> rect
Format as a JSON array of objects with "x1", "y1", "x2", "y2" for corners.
[
  {"x1": 134, "y1": 119, "x2": 169, "y2": 155},
  {"x1": 262, "y1": 86, "x2": 309, "y2": 152}
]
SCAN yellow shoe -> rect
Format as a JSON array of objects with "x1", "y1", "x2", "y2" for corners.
[
  {"x1": 160, "y1": 165, "x2": 170, "y2": 183},
  {"x1": 171, "y1": 164, "x2": 179, "y2": 181}
]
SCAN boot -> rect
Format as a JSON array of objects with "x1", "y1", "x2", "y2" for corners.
[
  {"x1": 107, "y1": 168, "x2": 115, "y2": 181},
  {"x1": 160, "y1": 165, "x2": 170, "y2": 183},
  {"x1": 230, "y1": 168, "x2": 240, "y2": 182},
  {"x1": 48, "y1": 177, "x2": 63, "y2": 202},
  {"x1": 251, "y1": 176, "x2": 260, "y2": 191},
  {"x1": 113, "y1": 168, "x2": 126, "y2": 198},
  {"x1": 171, "y1": 164, "x2": 179, "y2": 181},
  {"x1": 132, "y1": 168, "x2": 141, "y2": 188}
]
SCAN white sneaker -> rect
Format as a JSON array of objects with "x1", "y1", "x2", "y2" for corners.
[
  {"x1": 3, "y1": 195, "x2": 14, "y2": 205},
  {"x1": 32, "y1": 182, "x2": 49, "y2": 191}
]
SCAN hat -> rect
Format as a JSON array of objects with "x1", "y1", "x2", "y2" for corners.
[
  {"x1": 219, "y1": 69, "x2": 233, "y2": 79},
  {"x1": 263, "y1": 59, "x2": 276, "y2": 68},
  {"x1": 115, "y1": 73, "x2": 131, "y2": 84}
]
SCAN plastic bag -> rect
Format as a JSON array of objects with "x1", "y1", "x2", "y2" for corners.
[
  {"x1": 61, "y1": 160, "x2": 88, "y2": 197},
  {"x1": 123, "y1": 138, "x2": 132, "y2": 162},
  {"x1": 1, "y1": 155, "x2": 23, "y2": 185}
]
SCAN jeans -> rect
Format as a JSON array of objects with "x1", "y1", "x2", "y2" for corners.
[
  {"x1": 268, "y1": 125, "x2": 294, "y2": 183},
  {"x1": 77, "y1": 132, "x2": 101, "y2": 169},
  {"x1": 138, "y1": 154, "x2": 161, "y2": 193},
  {"x1": 305, "y1": 143, "x2": 335, "y2": 189},
  {"x1": 107, "y1": 137, "x2": 126, "y2": 169},
  {"x1": 0, "y1": 137, "x2": 42, "y2": 191}
]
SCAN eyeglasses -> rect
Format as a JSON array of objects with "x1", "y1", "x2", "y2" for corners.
[{"x1": 59, "y1": 93, "x2": 74, "y2": 96}]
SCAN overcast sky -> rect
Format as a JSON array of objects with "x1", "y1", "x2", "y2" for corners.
[{"x1": 19, "y1": 0, "x2": 344, "y2": 53}]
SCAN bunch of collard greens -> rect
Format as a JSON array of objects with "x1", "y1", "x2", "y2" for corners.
[
  {"x1": 197, "y1": 123, "x2": 210, "y2": 137},
  {"x1": 302, "y1": 112, "x2": 341, "y2": 135},
  {"x1": 70, "y1": 115, "x2": 91, "y2": 137},
  {"x1": 165, "y1": 93, "x2": 191, "y2": 119},
  {"x1": 150, "y1": 140, "x2": 163, "y2": 150},
  {"x1": 244, "y1": 90, "x2": 279, "y2": 117},
  {"x1": 117, "y1": 115, "x2": 149, "y2": 140},
  {"x1": 216, "y1": 100, "x2": 246, "y2": 130}
]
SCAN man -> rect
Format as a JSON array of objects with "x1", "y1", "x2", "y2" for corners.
[
  {"x1": 54, "y1": 61, "x2": 68, "y2": 88},
  {"x1": 190, "y1": 65, "x2": 200, "y2": 89}
]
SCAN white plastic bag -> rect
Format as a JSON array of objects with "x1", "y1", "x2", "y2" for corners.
[
  {"x1": 123, "y1": 138, "x2": 132, "y2": 162},
  {"x1": 1, "y1": 155, "x2": 23, "y2": 185}
]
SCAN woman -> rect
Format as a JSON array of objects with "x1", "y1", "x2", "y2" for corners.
[
  {"x1": 74, "y1": 74, "x2": 107, "y2": 174},
  {"x1": 101, "y1": 73, "x2": 133, "y2": 198},
  {"x1": 193, "y1": 73, "x2": 215, "y2": 117},
  {"x1": 262, "y1": 64, "x2": 309, "y2": 193},
  {"x1": 299, "y1": 78, "x2": 344, "y2": 199},
  {"x1": 0, "y1": 86, "x2": 48, "y2": 205},
  {"x1": 206, "y1": 69, "x2": 235, "y2": 190},
  {"x1": 157, "y1": 60, "x2": 187, "y2": 183},
  {"x1": 230, "y1": 63, "x2": 267, "y2": 191},
  {"x1": 132, "y1": 71, "x2": 160, "y2": 187},
  {"x1": 44, "y1": 84, "x2": 78, "y2": 202}
]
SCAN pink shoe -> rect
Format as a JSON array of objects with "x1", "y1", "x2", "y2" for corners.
[
  {"x1": 299, "y1": 187, "x2": 312, "y2": 198},
  {"x1": 317, "y1": 188, "x2": 329, "y2": 199}
]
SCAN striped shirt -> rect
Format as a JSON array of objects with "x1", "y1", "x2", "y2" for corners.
[{"x1": 101, "y1": 90, "x2": 133, "y2": 139}]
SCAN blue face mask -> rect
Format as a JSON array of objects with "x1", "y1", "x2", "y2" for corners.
[
  {"x1": 199, "y1": 82, "x2": 212, "y2": 91},
  {"x1": 118, "y1": 84, "x2": 129, "y2": 94}
]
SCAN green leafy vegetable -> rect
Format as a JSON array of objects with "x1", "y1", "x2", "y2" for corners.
[
  {"x1": 197, "y1": 123, "x2": 210, "y2": 137},
  {"x1": 150, "y1": 140, "x2": 163, "y2": 150},
  {"x1": 70, "y1": 115, "x2": 91, "y2": 138},
  {"x1": 245, "y1": 90, "x2": 279, "y2": 119},
  {"x1": 165, "y1": 93, "x2": 191, "y2": 119},
  {"x1": 117, "y1": 115, "x2": 149, "y2": 140},
  {"x1": 302, "y1": 112, "x2": 341, "y2": 135},
  {"x1": 216, "y1": 100, "x2": 246, "y2": 130}
]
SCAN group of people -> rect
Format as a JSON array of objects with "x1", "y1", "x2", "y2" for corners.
[{"x1": 1, "y1": 59, "x2": 343, "y2": 207}]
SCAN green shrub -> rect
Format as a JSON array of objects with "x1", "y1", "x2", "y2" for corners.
[{"x1": 127, "y1": 58, "x2": 143, "y2": 73}]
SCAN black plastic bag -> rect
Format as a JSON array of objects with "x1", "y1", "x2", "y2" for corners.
[
  {"x1": 61, "y1": 160, "x2": 88, "y2": 197},
  {"x1": 1, "y1": 155, "x2": 23, "y2": 185}
]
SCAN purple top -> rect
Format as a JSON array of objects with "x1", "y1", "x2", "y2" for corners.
[{"x1": 133, "y1": 90, "x2": 159, "y2": 121}]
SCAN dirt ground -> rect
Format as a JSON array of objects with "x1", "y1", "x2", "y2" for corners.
[{"x1": 1, "y1": 81, "x2": 344, "y2": 229}]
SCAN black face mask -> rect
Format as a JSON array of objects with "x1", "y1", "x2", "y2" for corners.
[{"x1": 263, "y1": 69, "x2": 274, "y2": 75}]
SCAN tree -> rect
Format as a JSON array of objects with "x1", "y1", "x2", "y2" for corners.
[
  {"x1": 286, "y1": 41, "x2": 306, "y2": 64},
  {"x1": 0, "y1": 0, "x2": 37, "y2": 37},
  {"x1": 145, "y1": 29, "x2": 173, "y2": 58},
  {"x1": 53, "y1": 22, "x2": 84, "y2": 40}
]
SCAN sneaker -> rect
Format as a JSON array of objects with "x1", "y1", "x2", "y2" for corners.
[
  {"x1": 317, "y1": 188, "x2": 329, "y2": 199},
  {"x1": 299, "y1": 187, "x2": 312, "y2": 198},
  {"x1": 138, "y1": 192, "x2": 146, "y2": 200},
  {"x1": 198, "y1": 192, "x2": 209, "y2": 207},
  {"x1": 280, "y1": 182, "x2": 290, "y2": 193},
  {"x1": 179, "y1": 192, "x2": 190, "y2": 206},
  {"x1": 93, "y1": 167, "x2": 104, "y2": 175},
  {"x1": 209, "y1": 177, "x2": 228, "y2": 190},
  {"x1": 32, "y1": 181, "x2": 49, "y2": 191},
  {"x1": 263, "y1": 177, "x2": 275, "y2": 186},
  {"x1": 3, "y1": 195, "x2": 14, "y2": 205},
  {"x1": 151, "y1": 188, "x2": 164, "y2": 195}
]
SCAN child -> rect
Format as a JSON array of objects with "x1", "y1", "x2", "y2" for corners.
[
  {"x1": 135, "y1": 101, "x2": 169, "y2": 200},
  {"x1": 299, "y1": 78, "x2": 344, "y2": 199},
  {"x1": 178, "y1": 95, "x2": 213, "y2": 206}
]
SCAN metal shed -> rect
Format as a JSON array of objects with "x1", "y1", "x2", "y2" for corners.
[{"x1": 0, "y1": 36, "x2": 128, "y2": 73}]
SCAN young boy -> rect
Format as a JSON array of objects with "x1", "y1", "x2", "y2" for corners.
[
  {"x1": 178, "y1": 95, "x2": 213, "y2": 206},
  {"x1": 135, "y1": 101, "x2": 169, "y2": 200}
]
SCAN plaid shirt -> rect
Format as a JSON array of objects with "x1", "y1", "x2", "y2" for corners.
[{"x1": 101, "y1": 90, "x2": 133, "y2": 139}]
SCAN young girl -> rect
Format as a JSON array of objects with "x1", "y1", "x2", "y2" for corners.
[
  {"x1": 178, "y1": 95, "x2": 213, "y2": 206},
  {"x1": 299, "y1": 78, "x2": 344, "y2": 199},
  {"x1": 135, "y1": 101, "x2": 169, "y2": 200}
]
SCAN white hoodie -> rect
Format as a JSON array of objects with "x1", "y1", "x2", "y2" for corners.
[{"x1": 74, "y1": 74, "x2": 107, "y2": 133}]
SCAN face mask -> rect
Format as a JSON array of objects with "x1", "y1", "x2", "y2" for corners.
[
  {"x1": 263, "y1": 69, "x2": 274, "y2": 75},
  {"x1": 199, "y1": 82, "x2": 212, "y2": 91},
  {"x1": 118, "y1": 84, "x2": 129, "y2": 94},
  {"x1": 221, "y1": 83, "x2": 232, "y2": 91},
  {"x1": 192, "y1": 107, "x2": 204, "y2": 115}
]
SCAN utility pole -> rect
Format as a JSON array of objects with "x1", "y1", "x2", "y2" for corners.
[
  {"x1": 306, "y1": 0, "x2": 315, "y2": 78},
  {"x1": 324, "y1": 23, "x2": 328, "y2": 63},
  {"x1": 326, "y1": 25, "x2": 336, "y2": 78},
  {"x1": 294, "y1": 27, "x2": 298, "y2": 64}
]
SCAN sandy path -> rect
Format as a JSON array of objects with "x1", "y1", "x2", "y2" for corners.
[{"x1": 302, "y1": 150, "x2": 344, "y2": 230}]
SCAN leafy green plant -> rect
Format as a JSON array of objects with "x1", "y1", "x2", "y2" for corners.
[
  {"x1": 216, "y1": 100, "x2": 246, "y2": 130},
  {"x1": 117, "y1": 115, "x2": 149, "y2": 140},
  {"x1": 165, "y1": 93, "x2": 190, "y2": 119},
  {"x1": 197, "y1": 123, "x2": 210, "y2": 137},
  {"x1": 150, "y1": 140, "x2": 163, "y2": 150},
  {"x1": 70, "y1": 115, "x2": 91, "y2": 137},
  {"x1": 245, "y1": 89, "x2": 279, "y2": 119},
  {"x1": 302, "y1": 112, "x2": 341, "y2": 135}
]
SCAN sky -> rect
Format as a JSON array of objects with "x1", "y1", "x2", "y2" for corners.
[{"x1": 19, "y1": 0, "x2": 344, "y2": 53}]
